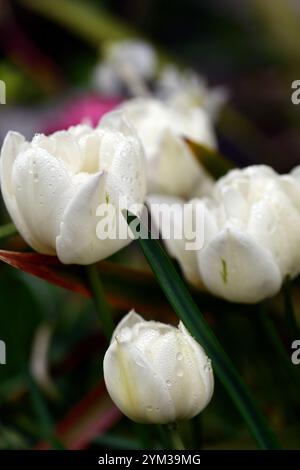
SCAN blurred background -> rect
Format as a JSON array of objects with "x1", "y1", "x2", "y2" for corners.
[{"x1": 0, "y1": 0, "x2": 300, "y2": 450}]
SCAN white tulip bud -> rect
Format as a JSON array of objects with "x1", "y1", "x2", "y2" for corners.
[
  {"x1": 104, "y1": 310, "x2": 214, "y2": 424},
  {"x1": 119, "y1": 97, "x2": 216, "y2": 198},
  {"x1": 148, "y1": 165, "x2": 300, "y2": 303},
  {"x1": 0, "y1": 110, "x2": 146, "y2": 264}
]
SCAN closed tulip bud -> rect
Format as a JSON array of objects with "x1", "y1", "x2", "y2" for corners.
[
  {"x1": 120, "y1": 97, "x2": 216, "y2": 198},
  {"x1": 104, "y1": 310, "x2": 214, "y2": 424},
  {"x1": 149, "y1": 165, "x2": 300, "y2": 303},
  {"x1": 0, "y1": 111, "x2": 146, "y2": 264}
]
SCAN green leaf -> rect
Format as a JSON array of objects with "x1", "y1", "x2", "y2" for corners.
[
  {"x1": 184, "y1": 138, "x2": 234, "y2": 179},
  {"x1": 0, "y1": 223, "x2": 17, "y2": 241},
  {"x1": 124, "y1": 211, "x2": 280, "y2": 450}
]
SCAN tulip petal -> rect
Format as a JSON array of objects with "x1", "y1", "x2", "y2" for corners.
[
  {"x1": 32, "y1": 131, "x2": 82, "y2": 174},
  {"x1": 0, "y1": 131, "x2": 33, "y2": 244},
  {"x1": 56, "y1": 171, "x2": 132, "y2": 264},
  {"x1": 178, "y1": 322, "x2": 214, "y2": 417},
  {"x1": 104, "y1": 338, "x2": 176, "y2": 424},
  {"x1": 56, "y1": 171, "x2": 105, "y2": 264},
  {"x1": 111, "y1": 309, "x2": 145, "y2": 344},
  {"x1": 147, "y1": 195, "x2": 202, "y2": 286},
  {"x1": 12, "y1": 146, "x2": 74, "y2": 254},
  {"x1": 248, "y1": 192, "x2": 300, "y2": 278},
  {"x1": 153, "y1": 129, "x2": 202, "y2": 197},
  {"x1": 198, "y1": 227, "x2": 281, "y2": 303}
]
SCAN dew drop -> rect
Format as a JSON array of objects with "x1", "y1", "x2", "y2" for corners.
[
  {"x1": 134, "y1": 359, "x2": 144, "y2": 369},
  {"x1": 204, "y1": 359, "x2": 212, "y2": 372},
  {"x1": 166, "y1": 380, "x2": 172, "y2": 387},
  {"x1": 176, "y1": 352, "x2": 183, "y2": 361},
  {"x1": 146, "y1": 405, "x2": 153, "y2": 412},
  {"x1": 176, "y1": 369, "x2": 184, "y2": 377}
]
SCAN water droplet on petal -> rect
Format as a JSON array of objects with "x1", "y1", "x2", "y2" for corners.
[
  {"x1": 146, "y1": 405, "x2": 153, "y2": 412},
  {"x1": 176, "y1": 352, "x2": 183, "y2": 361},
  {"x1": 204, "y1": 358, "x2": 212, "y2": 372},
  {"x1": 176, "y1": 369, "x2": 184, "y2": 377},
  {"x1": 166, "y1": 380, "x2": 172, "y2": 387}
]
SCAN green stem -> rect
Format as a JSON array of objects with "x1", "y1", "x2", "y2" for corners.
[
  {"x1": 258, "y1": 303, "x2": 292, "y2": 372},
  {"x1": 168, "y1": 424, "x2": 185, "y2": 450},
  {"x1": 85, "y1": 264, "x2": 114, "y2": 341},
  {"x1": 256, "y1": 303, "x2": 300, "y2": 415},
  {"x1": 283, "y1": 277, "x2": 300, "y2": 338}
]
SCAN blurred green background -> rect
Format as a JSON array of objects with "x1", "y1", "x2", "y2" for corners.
[{"x1": 0, "y1": 0, "x2": 300, "y2": 450}]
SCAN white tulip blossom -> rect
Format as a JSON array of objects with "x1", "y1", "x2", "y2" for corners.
[
  {"x1": 120, "y1": 97, "x2": 216, "y2": 198},
  {"x1": 149, "y1": 165, "x2": 300, "y2": 303},
  {"x1": 104, "y1": 310, "x2": 214, "y2": 424},
  {"x1": 0, "y1": 111, "x2": 146, "y2": 264}
]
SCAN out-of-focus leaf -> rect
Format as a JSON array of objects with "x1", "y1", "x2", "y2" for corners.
[
  {"x1": 0, "y1": 250, "x2": 90, "y2": 298},
  {"x1": 0, "y1": 223, "x2": 18, "y2": 241},
  {"x1": 184, "y1": 137, "x2": 234, "y2": 179},
  {"x1": 93, "y1": 433, "x2": 142, "y2": 450},
  {"x1": 0, "y1": 425, "x2": 28, "y2": 449},
  {"x1": 0, "y1": 268, "x2": 42, "y2": 385},
  {"x1": 19, "y1": 0, "x2": 135, "y2": 46},
  {"x1": 25, "y1": 370, "x2": 63, "y2": 449},
  {"x1": 35, "y1": 381, "x2": 121, "y2": 450},
  {"x1": 0, "y1": 249, "x2": 175, "y2": 318},
  {"x1": 0, "y1": 249, "x2": 255, "y2": 321}
]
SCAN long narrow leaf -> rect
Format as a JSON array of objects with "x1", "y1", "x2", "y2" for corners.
[{"x1": 125, "y1": 211, "x2": 280, "y2": 450}]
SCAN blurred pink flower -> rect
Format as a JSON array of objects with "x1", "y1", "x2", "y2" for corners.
[{"x1": 44, "y1": 95, "x2": 120, "y2": 134}]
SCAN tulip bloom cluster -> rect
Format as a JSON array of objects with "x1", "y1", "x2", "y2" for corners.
[
  {"x1": 104, "y1": 311, "x2": 214, "y2": 424},
  {"x1": 150, "y1": 165, "x2": 300, "y2": 303}
]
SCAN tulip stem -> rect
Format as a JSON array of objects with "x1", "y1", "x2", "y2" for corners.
[
  {"x1": 283, "y1": 277, "x2": 300, "y2": 338},
  {"x1": 85, "y1": 264, "x2": 114, "y2": 340},
  {"x1": 168, "y1": 424, "x2": 185, "y2": 450}
]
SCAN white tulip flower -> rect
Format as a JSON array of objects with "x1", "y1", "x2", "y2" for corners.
[
  {"x1": 104, "y1": 310, "x2": 214, "y2": 424},
  {"x1": 120, "y1": 97, "x2": 216, "y2": 198},
  {"x1": 0, "y1": 111, "x2": 146, "y2": 264},
  {"x1": 149, "y1": 165, "x2": 300, "y2": 303}
]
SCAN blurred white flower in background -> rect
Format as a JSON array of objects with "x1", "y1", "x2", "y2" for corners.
[
  {"x1": 104, "y1": 310, "x2": 214, "y2": 424},
  {"x1": 120, "y1": 97, "x2": 216, "y2": 198},
  {"x1": 157, "y1": 65, "x2": 228, "y2": 121},
  {"x1": 149, "y1": 165, "x2": 300, "y2": 303},
  {"x1": 0, "y1": 110, "x2": 146, "y2": 264},
  {"x1": 93, "y1": 39, "x2": 157, "y2": 97},
  {"x1": 92, "y1": 39, "x2": 227, "y2": 200}
]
